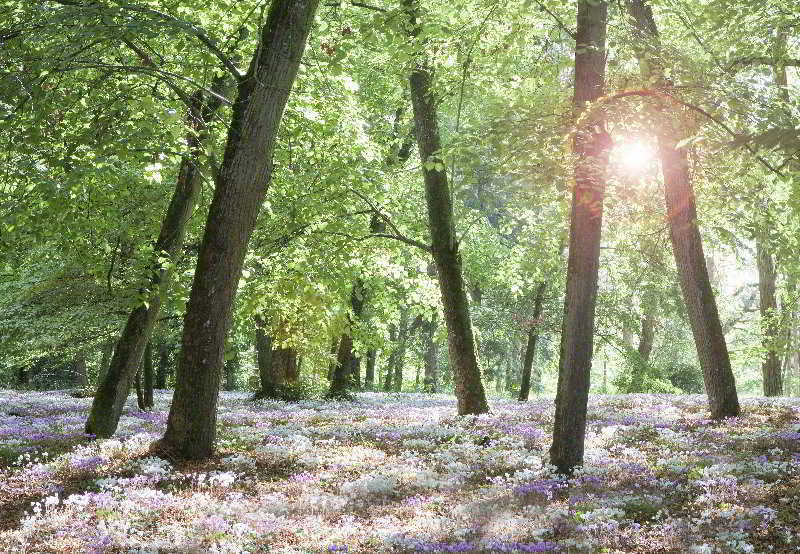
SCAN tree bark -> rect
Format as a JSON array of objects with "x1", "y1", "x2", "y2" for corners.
[
  {"x1": 98, "y1": 339, "x2": 114, "y2": 384},
  {"x1": 152, "y1": 0, "x2": 320, "y2": 461},
  {"x1": 328, "y1": 279, "x2": 366, "y2": 397},
  {"x1": 519, "y1": 281, "x2": 546, "y2": 401},
  {"x1": 85, "y1": 79, "x2": 227, "y2": 438},
  {"x1": 405, "y1": 0, "x2": 488, "y2": 415},
  {"x1": 223, "y1": 348, "x2": 239, "y2": 392},
  {"x1": 135, "y1": 367, "x2": 145, "y2": 410},
  {"x1": 73, "y1": 350, "x2": 88, "y2": 388},
  {"x1": 550, "y1": 0, "x2": 609, "y2": 475},
  {"x1": 625, "y1": 0, "x2": 740, "y2": 419},
  {"x1": 423, "y1": 315, "x2": 438, "y2": 392},
  {"x1": 143, "y1": 341, "x2": 154, "y2": 408},
  {"x1": 364, "y1": 349, "x2": 377, "y2": 390},
  {"x1": 155, "y1": 342, "x2": 169, "y2": 389},
  {"x1": 757, "y1": 234, "x2": 782, "y2": 395}
]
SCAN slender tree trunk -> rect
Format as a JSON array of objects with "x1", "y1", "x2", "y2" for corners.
[
  {"x1": 73, "y1": 350, "x2": 88, "y2": 388},
  {"x1": 519, "y1": 282, "x2": 546, "y2": 401},
  {"x1": 625, "y1": 0, "x2": 739, "y2": 419},
  {"x1": 423, "y1": 316, "x2": 438, "y2": 392},
  {"x1": 637, "y1": 313, "x2": 656, "y2": 361},
  {"x1": 757, "y1": 234, "x2": 782, "y2": 395},
  {"x1": 365, "y1": 349, "x2": 377, "y2": 390},
  {"x1": 155, "y1": 342, "x2": 169, "y2": 389},
  {"x1": 223, "y1": 348, "x2": 239, "y2": 392},
  {"x1": 405, "y1": 0, "x2": 488, "y2": 415},
  {"x1": 143, "y1": 341, "x2": 154, "y2": 408},
  {"x1": 152, "y1": 0, "x2": 320, "y2": 461},
  {"x1": 383, "y1": 324, "x2": 396, "y2": 392},
  {"x1": 86, "y1": 81, "x2": 227, "y2": 437},
  {"x1": 550, "y1": 0, "x2": 609, "y2": 475},
  {"x1": 98, "y1": 339, "x2": 114, "y2": 384},
  {"x1": 135, "y1": 367, "x2": 145, "y2": 410},
  {"x1": 255, "y1": 316, "x2": 274, "y2": 390},
  {"x1": 392, "y1": 310, "x2": 410, "y2": 392},
  {"x1": 328, "y1": 279, "x2": 366, "y2": 397}
]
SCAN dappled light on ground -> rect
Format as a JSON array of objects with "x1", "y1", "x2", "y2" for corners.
[{"x1": 1, "y1": 390, "x2": 799, "y2": 552}]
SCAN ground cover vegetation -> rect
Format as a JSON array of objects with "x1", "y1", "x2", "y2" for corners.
[{"x1": 0, "y1": 0, "x2": 799, "y2": 551}]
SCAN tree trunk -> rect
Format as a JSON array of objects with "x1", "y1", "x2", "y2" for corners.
[
  {"x1": 328, "y1": 279, "x2": 366, "y2": 397},
  {"x1": 255, "y1": 316, "x2": 274, "y2": 389},
  {"x1": 143, "y1": 341, "x2": 154, "y2": 408},
  {"x1": 637, "y1": 313, "x2": 656, "y2": 361},
  {"x1": 152, "y1": 0, "x2": 320, "y2": 461},
  {"x1": 405, "y1": 0, "x2": 488, "y2": 415},
  {"x1": 223, "y1": 348, "x2": 239, "y2": 392},
  {"x1": 135, "y1": 367, "x2": 145, "y2": 410},
  {"x1": 383, "y1": 324, "x2": 396, "y2": 392},
  {"x1": 98, "y1": 339, "x2": 114, "y2": 384},
  {"x1": 519, "y1": 281, "x2": 546, "y2": 401},
  {"x1": 364, "y1": 349, "x2": 377, "y2": 390},
  {"x1": 392, "y1": 310, "x2": 410, "y2": 392},
  {"x1": 423, "y1": 316, "x2": 438, "y2": 392},
  {"x1": 625, "y1": 0, "x2": 740, "y2": 419},
  {"x1": 155, "y1": 342, "x2": 169, "y2": 389},
  {"x1": 550, "y1": 0, "x2": 609, "y2": 476},
  {"x1": 73, "y1": 350, "x2": 88, "y2": 388},
  {"x1": 757, "y1": 234, "x2": 782, "y2": 396},
  {"x1": 85, "y1": 80, "x2": 227, "y2": 438}
]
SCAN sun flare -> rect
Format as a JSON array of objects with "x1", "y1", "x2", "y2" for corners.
[{"x1": 612, "y1": 139, "x2": 656, "y2": 175}]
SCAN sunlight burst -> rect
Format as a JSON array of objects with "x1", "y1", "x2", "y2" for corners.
[{"x1": 612, "y1": 139, "x2": 656, "y2": 175}]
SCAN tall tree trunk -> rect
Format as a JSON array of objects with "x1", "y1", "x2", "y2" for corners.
[
  {"x1": 423, "y1": 315, "x2": 438, "y2": 392},
  {"x1": 98, "y1": 339, "x2": 114, "y2": 385},
  {"x1": 637, "y1": 313, "x2": 656, "y2": 361},
  {"x1": 625, "y1": 0, "x2": 740, "y2": 419},
  {"x1": 152, "y1": 0, "x2": 320, "y2": 461},
  {"x1": 155, "y1": 342, "x2": 169, "y2": 389},
  {"x1": 364, "y1": 349, "x2": 377, "y2": 390},
  {"x1": 328, "y1": 279, "x2": 366, "y2": 397},
  {"x1": 223, "y1": 348, "x2": 239, "y2": 392},
  {"x1": 392, "y1": 310, "x2": 410, "y2": 392},
  {"x1": 86, "y1": 80, "x2": 227, "y2": 438},
  {"x1": 550, "y1": 0, "x2": 609, "y2": 475},
  {"x1": 757, "y1": 234, "x2": 782, "y2": 396},
  {"x1": 255, "y1": 316, "x2": 274, "y2": 391},
  {"x1": 73, "y1": 350, "x2": 88, "y2": 388},
  {"x1": 519, "y1": 281, "x2": 546, "y2": 401},
  {"x1": 405, "y1": 0, "x2": 488, "y2": 415},
  {"x1": 135, "y1": 367, "x2": 145, "y2": 410},
  {"x1": 383, "y1": 324, "x2": 396, "y2": 392},
  {"x1": 143, "y1": 341, "x2": 154, "y2": 408}
]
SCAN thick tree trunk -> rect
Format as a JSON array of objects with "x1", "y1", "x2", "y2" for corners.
[
  {"x1": 625, "y1": 0, "x2": 740, "y2": 419},
  {"x1": 143, "y1": 341, "x2": 154, "y2": 408},
  {"x1": 757, "y1": 235, "x2": 782, "y2": 396},
  {"x1": 328, "y1": 279, "x2": 366, "y2": 397},
  {"x1": 406, "y1": 0, "x2": 488, "y2": 415},
  {"x1": 152, "y1": 0, "x2": 319, "y2": 461},
  {"x1": 550, "y1": 0, "x2": 609, "y2": 475},
  {"x1": 73, "y1": 350, "x2": 88, "y2": 388},
  {"x1": 155, "y1": 342, "x2": 169, "y2": 389},
  {"x1": 86, "y1": 82, "x2": 226, "y2": 438},
  {"x1": 423, "y1": 316, "x2": 438, "y2": 392},
  {"x1": 519, "y1": 281, "x2": 546, "y2": 401}
]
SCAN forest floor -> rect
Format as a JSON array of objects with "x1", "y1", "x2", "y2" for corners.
[{"x1": 0, "y1": 390, "x2": 799, "y2": 553}]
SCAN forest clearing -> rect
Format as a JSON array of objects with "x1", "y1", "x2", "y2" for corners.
[{"x1": 2, "y1": 0, "x2": 800, "y2": 551}]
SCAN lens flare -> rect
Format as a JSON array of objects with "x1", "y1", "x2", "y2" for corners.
[{"x1": 612, "y1": 139, "x2": 656, "y2": 175}]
